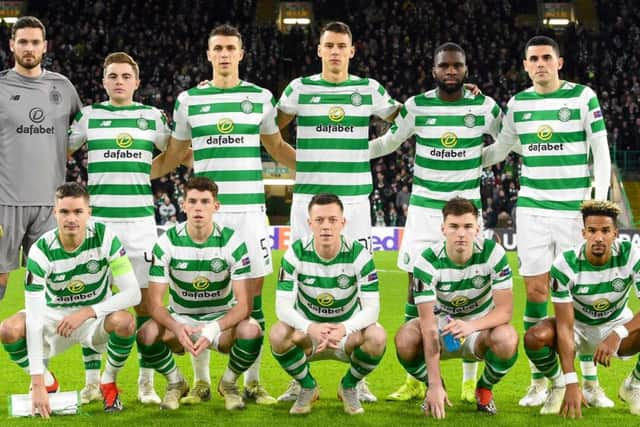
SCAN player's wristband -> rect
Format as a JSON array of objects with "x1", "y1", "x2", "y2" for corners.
[
  {"x1": 201, "y1": 320, "x2": 221, "y2": 343},
  {"x1": 564, "y1": 372, "x2": 579, "y2": 385},
  {"x1": 613, "y1": 325, "x2": 629, "y2": 340}
]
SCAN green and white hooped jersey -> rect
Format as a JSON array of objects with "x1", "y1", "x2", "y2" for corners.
[
  {"x1": 413, "y1": 238, "x2": 512, "y2": 320},
  {"x1": 551, "y1": 240, "x2": 640, "y2": 326},
  {"x1": 172, "y1": 81, "x2": 279, "y2": 212},
  {"x1": 277, "y1": 235, "x2": 379, "y2": 323},
  {"x1": 25, "y1": 221, "x2": 125, "y2": 309},
  {"x1": 500, "y1": 81, "x2": 607, "y2": 216},
  {"x1": 277, "y1": 74, "x2": 399, "y2": 202},
  {"x1": 149, "y1": 222, "x2": 251, "y2": 318},
  {"x1": 389, "y1": 89, "x2": 501, "y2": 212},
  {"x1": 69, "y1": 102, "x2": 170, "y2": 221}
]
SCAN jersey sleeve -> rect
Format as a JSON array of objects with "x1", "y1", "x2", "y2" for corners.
[
  {"x1": 630, "y1": 244, "x2": 640, "y2": 297},
  {"x1": 153, "y1": 107, "x2": 171, "y2": 151},
  {"x1": 276, "y1": 79, "x2": 300, "y2": 115},
  {"x1": 485, "y1": 97, "x2": 503, "y2": 140},
  {"x1": 171, "y1": 91, "x2": 191, "y2": 141},
  {"x1": 149, "y1": 233, "x2": 171, "y2": 284},
  {"x1": 355, "y1": 246, "x2": 379, "y2": 294},
  {"x1": 225, "y1": 228, "x2": 252, "y2": 280},
  {"x1": 341, "y1": 243, "x2": 380, "y2": 334},
  {"x1": 581, "y1": 86, "x2": 607, "y2": 139},
  {"x1": 93, "y1": 224, "x2": 140, "y2": 316},
  {"x1": 370, "y1": 79, "x2": 400, "y2": 120},
  {"x1": 276, "y1": 246, "x2": 297, "y2": 294},
  {"x1": 412, "y1": 248, "x2": 438, "y2": 305},
  {"x1": 260, "y1": 90, "x2": 279, "y2": 135},
  {"x1": 550, "y1": 253, "x2": 573, "y2": 303},
  {"x1": 275, "y1": 245, "x2": 313, "y2": 332},
  {"x1": 24, "y1": 239, "x2": 51, "y2": 375},
  {"x1": 66, "y1": 79, "x2": 82, "y2": 123},
  {"x1": 389, "y1": 103, "x2": 416, "y2": 143},
  {"x1": 488, "y1": 242, "x2": 512, "y2": 290},
  {"x1": 68, "y1": 106, "x2": 89, "y2": 153}
]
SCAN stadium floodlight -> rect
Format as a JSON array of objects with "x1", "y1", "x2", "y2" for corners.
[
  {"x1": 283, "y1": 18, "x2": 310, "y2": 25},
  {"x1": 545, "y1": 18, "x2": 570, "y2": 26}
]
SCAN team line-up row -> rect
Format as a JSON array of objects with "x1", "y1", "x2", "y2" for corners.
[{"x1": 0, "y1": 16, "x2": 621, "y2": 419}]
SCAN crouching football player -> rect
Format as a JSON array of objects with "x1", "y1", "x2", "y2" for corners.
[
  {"x1": 0, "y1": 183, "x2": 140, "y2": 416},
  {"x1": 524, "y1": 200, "x2": 640, "y2": 417},
  {"x1": 270, "y1": 193, "x2": 386, "y2": 415},
  {"x1": 137, "y1": 177, "x2": 262, "y2": 411},
  {"x1": 395, "y1": 197, "x2": 518, "y2": 418}
]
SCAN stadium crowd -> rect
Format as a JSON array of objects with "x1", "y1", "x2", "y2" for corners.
[{"x1": 2, "y1": 0, "x2": 638, "y2": 228}]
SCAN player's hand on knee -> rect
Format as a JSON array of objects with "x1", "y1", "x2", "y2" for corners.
[
  {"x1": 308, "y1": 323, "x2": 332, "y2": 343},
  {"x1": 314, "y1": 337, "x2": 330, "y2": 354},
  {"x1": 326, "y1": 324, "x2": 346, "y2": 348},
  {"x1": 594, "y1": 335, "x2": 620, "y2": 367},
  {"x1": 442, "y1": 318, "x2": 474, "y2": 339},
  {"x1": 192, "y1": 335, "x2": 212, "y2": 356},
  {"x1": 560, "y1": 384, "x2": 584, "y2": 419},
  {"x1": 174, "y1": 324, "x2": 197, "y2": 354},
  {"x1": 31, "y1": 385, "x2": 51, "y2": 418},
  {"x1": 56, "y1": 307, "x2": 93, "y2": 337}
]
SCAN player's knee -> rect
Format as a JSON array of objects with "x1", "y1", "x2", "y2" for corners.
[
  {"x1": 0, "y1": 314, "x2": 25, "y2": 343},
  {"x1": 236, "y1": 320, "x2": 262, "y2": 340},
  {"x1": 363, "y1": 325, "x2": 387, "y2": 354},
  {"x1": 524, "y1": 323, "x2": 553, "y2": 351},
  {"x1": 525, "y1": 278, "x2": 549, "y2": 302},
  {"x1": 136, "y1": 320, "x2": 159, "y2": 346},
  {"x1": 269, "y1": 321, "x2": 292, "y2": 351},
  {"x1": 489, "y1": 324, "x2": 518, "y2": 358},
  {"x1": 394, "y1": 324, "x2": 420, "y2": 359},
  {"x1": 111, "y1": 311, "x2": 136, "y2": 336}
]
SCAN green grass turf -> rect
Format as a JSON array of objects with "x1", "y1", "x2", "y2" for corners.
[{"x1": 1, "y1": 250, "x2": 640, "y2": 426}]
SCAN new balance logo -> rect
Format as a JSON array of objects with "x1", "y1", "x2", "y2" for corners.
[
  {"x1": 426, "y1": 118, "x2": 437, "y2": 125},
  {"x1": 522, "y1": 113, "x2": 532, "y2": 120},
  {"x1": 176, "y1": 262, "x2": 188, "y2": 269},
  {"x1": 10, "y1": 95, "x2": 20, "y2": 101},
  {"x1": 575, "y1": 287, "x2": 589, "y2": 294},
  {"x1": 52, "y1": 274, "x2": 65, "y2": 281},
  {"x1": 303, "y1": 277, "x2": 316, "y2": 285},
  {"x1": 200, "y1": 106, "x2": 211, "y2": 113},
  {"x1": 100, "y1": 120, "x2": 112, "y2": 127},
  {"x1": 310, "y1": 96, "x2": 321, "y2": 103}
]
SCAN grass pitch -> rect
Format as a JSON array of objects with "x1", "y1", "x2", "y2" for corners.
[{"x1": 1, "y1": 250, "x2": 639, "y2": 426}]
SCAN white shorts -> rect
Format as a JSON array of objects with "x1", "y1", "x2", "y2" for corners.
[
  {"x1": 103, "y1": 217, "x2": 156, "y2": 288},
  {"x1": 215, "y1": 211, "x2": 272, "y2": 278},
  {"x1": 574, "y1": 308, "x2": 633, "y2": 357},
  {"x1": 398, "y1": 206, "x2": 483, "y2": 272},
  {"x1": 171, "y1": 311, "x2": 259, "y2": 353},
  {"x1": 36, "y1": 307, "x2": 109, "y2": 359},
  {"x1": 516, "y1": 211, "x2": 582, "y2": 276},
  {"x1": 291, "y1": 196, "x2": 372, "y2": 253}
]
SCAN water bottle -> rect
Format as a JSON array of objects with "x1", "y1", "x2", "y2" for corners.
[{"x1": 439, "y1": 315, "x2": 461, "y2": 352}]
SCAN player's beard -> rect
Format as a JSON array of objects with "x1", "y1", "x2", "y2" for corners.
[
  {"x1": 15, "y1": 53, "x2": 42, "y2": 70},
  {"x1": 436, "y1": 78, "x2": 463, "y2": 94}
]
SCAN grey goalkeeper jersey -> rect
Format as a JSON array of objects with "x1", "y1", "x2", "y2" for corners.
[{"x1": 0, "y1": 69, "x2": 81, "y2": 205}]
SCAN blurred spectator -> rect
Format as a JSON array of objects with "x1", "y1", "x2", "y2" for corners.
[{"x1": 158, "y1": 195, "x2": 176, "y2": 225}]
